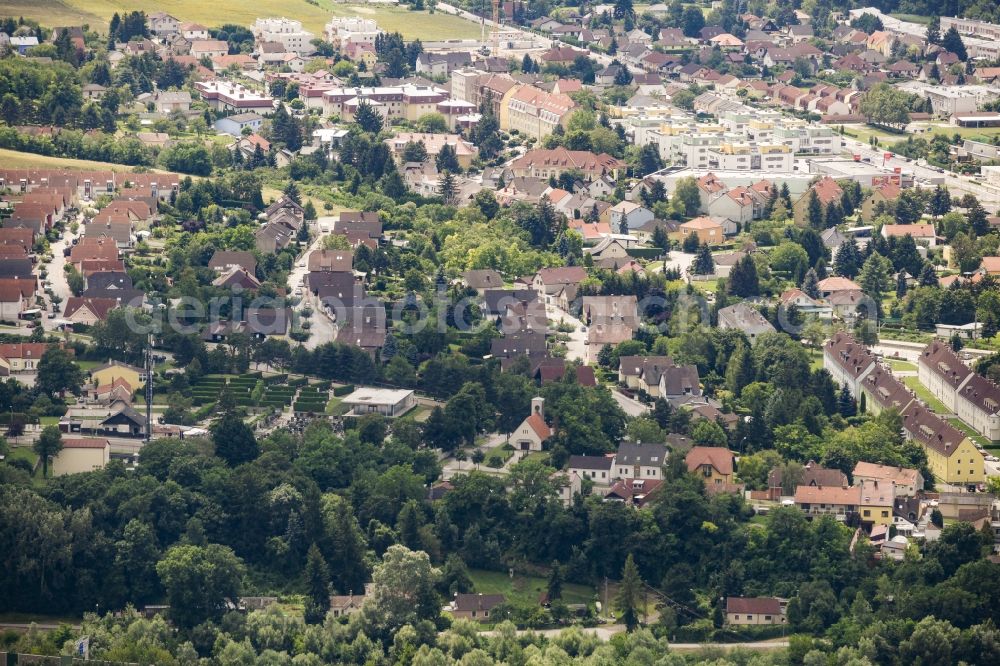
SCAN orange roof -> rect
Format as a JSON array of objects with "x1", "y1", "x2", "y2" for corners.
[
  {"x1": 980, "y1": 256, "x2": 1000, "y2": 274},
  {"x1": 525, "y1": 413, "x2": 552, "y2": 440},
  {"x1": 681, "y1": 216, "x2": 723, "y2": 230},
  {"x1": 794, "y1": 484, "x2": 861, "y2": 505},
  {"x1": 62, "y1": 437, "x2": 110, "y2": 449},
  {"x1": 810, "y1": 177, "x2": 843, "y2": 205},
  {"x1": 685, "y1": 446, "x2": 734, "y2": 475},
  {"x1": 882, "y1": 223, "x2": 935, "y2": 238},
  {"x1": 817, "y1": 276, "x2": 861, "y2": 292}
]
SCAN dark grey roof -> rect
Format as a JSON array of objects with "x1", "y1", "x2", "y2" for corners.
[
  {"x1": 568, "y1": 455, "x2": 613, "y2": 471},
  {"x1": 482, "y1": 288, "x2": 539, "y2": 315},
  {"x1": 616, "y1": 443, "x2": 668, "y2": 466},
  {"x1": 490, "y1": 330, "x2": 546, "y2": 358}
]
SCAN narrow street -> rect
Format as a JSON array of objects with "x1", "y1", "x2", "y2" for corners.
[
  {"x1": 287, "y1": 216, "x2": 338, "y2": 350},
  {"x1": 42, "y1": 218, "x2": 81, "y2": 330}
]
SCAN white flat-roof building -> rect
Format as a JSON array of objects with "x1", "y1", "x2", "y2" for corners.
[
  {"x1": 342, "y1": 388, "x2": 416, "y2": 417},
  {"x1": 195, "y1": 81, "x2": 275, "y2": 114},
  {"x1": 649, "y1": 166, "x2": 816, "y2": 198},
  {"x1": 252, "y1": 17, "x2": 315, "y2": 55},
  {"x1": 324, "y1": 17, "x2": 381, "y2": 50}
]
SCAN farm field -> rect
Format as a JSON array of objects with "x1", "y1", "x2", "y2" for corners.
[
  {"x1": 0, "y1": 1, "x2": 481, "y2": 40},
  {"x1": 0, "y1": 147, "x2": 142, "y2": 172}
]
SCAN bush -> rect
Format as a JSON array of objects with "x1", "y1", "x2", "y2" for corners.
[{"x1": 333, "y1": 384, "x2": 354, "y2": 396}]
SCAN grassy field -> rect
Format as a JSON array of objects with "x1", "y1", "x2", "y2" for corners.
[
  {"x1": 1, "y1": 1, "x2": 481, "y2": 40},
  {"x1": 902, "y1": 376, "x2": 950, "y2": 414},
  {"x1": 467, "y1": 569, "x2": 595, "y2": 607},
  {"x1": 889, "y1": 13, "x2": 931, "y2": 25},
  {"x1": 0, "y1": 148, "x2": 142, "y2": 172},
  {"x1": 947, "y1": 417, "x2": 993, "y2": 449},
  {"x1": 887, "y1": 358, "x2": 917, "y2": 372},
  {"x1": 8, "y1": 446, "x2": 39, "y2": 468}
]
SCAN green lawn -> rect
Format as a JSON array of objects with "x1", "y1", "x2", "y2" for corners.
[
  {"x1": 467, "y1": 569, "x2": 595, "y2": 607},
  {"x1": 889, "y1": 13, "x2": 931, "y2": 25},
  {"x1": 485, "y1": 445, "x2": 513, "y2": 468},
  {"x1": 39, "y1": 416, "x2": 60, "y2": 426},
  {"x1": 8, "y1": 446, "x2": 39, "y2": 468},
  {"x1": 808, "y1": 349, "x2": 824, "y2": 371},
  {"x1": 887, "y1": 359, "x2": 917, "y2": 372},
  {"x1": 76, "y1": 360, "x2": 102, "y2": 372},
  {"x1": 4, "y1": 0, "x2": 481, "y2": 39},
  {"x1": 947, "y1": 418, "x2": 993, "y2": 449},
  {"x1": 902, "y1": 376, "x2": 950, "y2": 414}
]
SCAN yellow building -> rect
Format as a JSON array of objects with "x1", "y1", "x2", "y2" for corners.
[
  {"x1": 51, "y1": 438, "x2": 111, "y2": 476},
  {"x1": 685, "y1": 446, "x2": 735, "y2": 486},
  {"x1": 91, "y1": 359, "x2": 145, "y2": 390},
  {"x1": 859, "y1": 479, "x2": 893, "y2": 527},
  {"x1": 902, "y1": 403, "x2": 985, "y2": 486}
]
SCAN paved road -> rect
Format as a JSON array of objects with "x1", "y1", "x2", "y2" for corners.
[
  {"x1": 42, "y1": 220, "x2": 81, "y2": 330},
  {"x1": 287, "y1": 217, "x2": 339, "y2": 350},
  {"x1": 841, "y1": 134, "x2": 1000, "y2": 207},
  {"x1": 612, "y1": 388, "x2": 650, "y2": 417}
]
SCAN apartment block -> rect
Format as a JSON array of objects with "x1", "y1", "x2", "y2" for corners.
[{"x1": 252, "y1": 17, "x2": 315, "y2": 55}]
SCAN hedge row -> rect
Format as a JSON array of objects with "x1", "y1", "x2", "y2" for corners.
[{"x1": 332, "y1": 384, "x2": 354, "y2": 396}]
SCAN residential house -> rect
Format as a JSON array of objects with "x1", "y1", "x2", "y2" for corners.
[
  {"x1": 586, "y1": 322, "x2": 634, "y2": 364},
  {"x1": 581, "y1": 295, "x2": 638, "y2": 328},
  {"x1": 215, "y1": 113, "x2": 265, "y2": 137},
  {"x1": 63, "y1": 297, "x2": 119, "y2": 326},
  {"x1": 860, "y1": 479, "x2": 895, "y2": 527},
  {"x1": 608, "y1": 201, "x2": 654, "y2": 231},
  {"x1": 853, "y1": 461, "x2": 924, "y2": 498},
  {"x1": 717, "y1": 303, "x2": 775, "y2": 344},
  {"x1": 881, "y1": 222, "x2": 937, "y2": 247},
  {"x1": 449, "y1": 594, "x2": 506, "y2": 622},
  {"x1": 901, "y1": 402, "x2": 984, "y2": 486},
  {"x1": 918, "y1": 341, "x2": 1000, "y2": 441},
  {"x1": 568, "y1": 455, "x2": 614, "y2": 487},
  {"x1": 685, "y1": 446, "x2": 735, "y2": 487},
  {"x1": 678, "y1": 216, "x2": 724, "y2": 246},
  {"x1": 532, "y1": 266, "x2": 587, "y2": 304},
  {"x1": 823, "y1": 330, "x2": 877, "y2": 397},
  {"x1": 0, "y1": 343, "x2": 60, "y2": 374},
  {"x1": 726, "y1": 597, "x2": 787, "y2": 626},
  {"x1": 604, "y1": 478, "x2": 664, "y2": 507},
  {"x1": 793, "y1": 177, "x2": 843, "y2": 225},
  {"x1": 859, "y1": 365, "x2": 915, "y2": 415},
  {"x1": 794, "y1": 484, "x2": 861, "y2": 521},
  {"x1": 0, "y1": 282, "x2": 27, "y2": 321},
  {"x1": 767, "y1": 461, "x2": 847, "y2": 500},
  {"x1": 860, "y1": 181, "x2": 903, "y2": 222},
  {"x1": 209, "y1": 250, "x2": 257, "y2": 275},
  {"x1": 817, "y1": 276, "x2": 863, "y2": 299},
  {"x1": 463, "y1": 270, "x2": 503, "y2": 294},
  {"x1": 509, "y1": 148, "x2": 626, "y2": 181},
  {"x1": 91, "y1": 359, "x2": 145, "y2": 390},
  {"x1": 614, "y1": 443, "x2": 669, "y2": 481}
]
